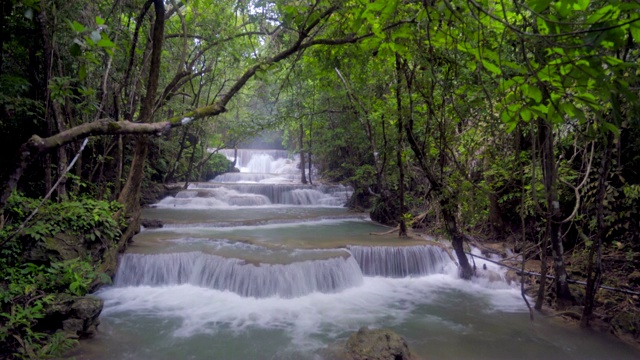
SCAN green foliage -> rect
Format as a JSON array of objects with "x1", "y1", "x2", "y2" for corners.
[
  {"x1": 1, "y1": 193, "x2": 121, "y2": 358},
  {"x1": 205, "y1": 153, "x2": 234, "y2": 178},
  {"x1": 4, "y1": 192, "x2": 125, "y2": 245},
  {"x1": 0, "y1": 257, "x2": 100, "y2": 358}
]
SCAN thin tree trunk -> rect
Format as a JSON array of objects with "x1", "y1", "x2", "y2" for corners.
[
  {"x1": 395, "y1": 54, "x2": 406, "y2": 237},
  {"x1": 581, "y1": 135, "x2": 611, "y2": 326},
  {"x1": 113, "y1": 135, "x2": 124, "y2": 200},
  {"x1": 165, "y1": 128, "x2": 189, "y2": 183},
  {"x1": 184, "y1": 132, "x2": 199, "y2": 189},
  {"x1": 308, "y1": 126, "x2": 313, "y2": 185},
  {"x1": 400, "y1": 58, "x2": 471, "y2": 276},
  {"x1": 539, "y1": 119, "x2": 574, "y2": 309},
  {"x1": 405, "y1": 117, "x2": 473, "y2": 278},
  {"x1": 300, "y1": 121, "x2": 307, "y2": 184}
]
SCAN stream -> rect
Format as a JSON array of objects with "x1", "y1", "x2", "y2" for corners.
[{"x1": 69, "y1": 149, "x2": 640, "y2": 359}]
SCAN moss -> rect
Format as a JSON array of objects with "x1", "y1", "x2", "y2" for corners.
[{"x1": 107, "y1": 121, "x2": 121, "y2": 131}]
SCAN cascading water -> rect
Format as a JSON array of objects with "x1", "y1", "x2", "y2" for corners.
[
  {"x1": 115, "y1": 251, "x2": 363, "y2": 298},
  {"x1": 154, "y1": 149, "x2": 352, "y2": 207},
  {"x1": 71, "y1": 148, "x2": 640, "y2": 360},
  {"x1": 348, "y1": 245, "x2": 449, "y2": 277}
]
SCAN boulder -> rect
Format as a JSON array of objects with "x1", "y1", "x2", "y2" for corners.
[
  {"x1": 141, "y1": 218, "x2": 164, "y2": 229},
  {"x1": 344, "y1": 327, "x2": 415, "y2": 360},
  {"x1": 42, "y1": 294, "x2": 103, "y2": 339}
]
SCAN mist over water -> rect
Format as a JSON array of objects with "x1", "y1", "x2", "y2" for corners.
[{"x1": 69, "y1": 149, "x2": 640, "y2": 360}]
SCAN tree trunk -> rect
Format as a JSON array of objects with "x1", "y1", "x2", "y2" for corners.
[
  {"x1": 165, "y1": 128, "x2": 189, "y2": 183},
  {"x1": 488, "y1": 191, "x2": 505, "y2": 238},
  {"x1": 52, "y1": 102, "x2": 68, "y2": 200},
  {"x1": 539, "y1": 119, "x2": 574, "y2": 309},
  {"x1": 117, "y1": 136, "x2": 149, "y2": 212},
  {"x1": 300, "y1": 121, "x2": 307, "y2": 184},
  {"x1": 118, "y1": 0, "x2": 165, "y2": 215},
  {"x1": 113, "y1": 135, "x2": 124, "y2": 200},
  {"x1": 442, "y1": 196, "x2": 474, "y2": 278},
  {"x1": 184, "y1": 131, "x2": 199, "y2": 189},
  {"x1": 232, "y1": 147, "x2": 238, "y2": 168},
  {"x1": 395, "y1": 54, "x2": 406, "y2": 237},
  {"x1": 581, "y1": 135, "x2": 611, "y2": 327},
  {"x1": 535, "y1": 224, "x2": 549, "y2": 310},
  {"x1": 404, "y1": 122, "x2": 473, "y2": 278},
  {"x1": 308, "y1": 118, "x2": 313, "y2": 185}
]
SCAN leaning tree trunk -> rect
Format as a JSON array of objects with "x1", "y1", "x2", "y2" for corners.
[
  {"x1": 400, "y1": 56, "x2": 471, "y2": 277},
  {"x1": 404, "y1": 123, "x2": 473, "y2": 278}
]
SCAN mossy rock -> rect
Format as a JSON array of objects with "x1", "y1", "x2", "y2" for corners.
[
  {"x1": 41, "y1": 294, "x2": 103, "y2": 339},
  {"x1": 343, "y1": 327, "x2": 416, "y2": 360},
  {"x1": 26, "y1": 233, "x2": 86, "y2": 263},
  {"x1": 611, "y1": 310, "x2": 640, "y2": 341}
]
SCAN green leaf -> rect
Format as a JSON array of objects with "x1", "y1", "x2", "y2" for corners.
[
  {"x1": 95, "y1": 16, "x2": 105, "y2": 26},
  {"x1": 520, "y1": 108, "x2": 532, "y2": 122},
  {"x1": 573, "y1": 0, "x2": 590, "y2": 11},
  {"x1": 97, "y1": 38, "x2": 115, "y2": 48},
  {"x1": 530, "y1": 104, "x2": 549, "y2": 116},
  {"x1": 78, "y1": 64, "x2": 86, "y2": 81},
  {"x1": 554, "y1": 0, "x2": 572, "y2": 17},
  {"x1": 630, "y1": 20, "x2": 640, "y2": 43},
  {"x1": 70, "y1": 20, "x2": 85, "y2": 33},
  {"x1": 601, "y1": 122, "x2": 620, "y2": 135},
  {"x1": 69, "y1": 43, "x2": 82, "y2": 57},
  {"x1": 523, "y1": 84, "x2": 542, "y2": 103},
  {"x1": 587, "y1": 5, "x2": 615, "y2": 24},
  {"x1": 527, "y1": 0, "x2": 552, "y2": 13},
  {"x1": 482, "y1": 60, "x2": 502, "y2": 75},
  {"x1": 536, "y1": 17, "x2": 549, "y2": 35},
  {"x1": 352, "y1": 10, "x2": 365, "y2": 33}
]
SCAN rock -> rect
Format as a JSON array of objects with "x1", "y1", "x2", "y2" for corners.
[
  {"x1": 505, "y1": 269, "x2": 519, "y2": 285},
  {"x1": 26, "y1": 233, "x2": 87, "y2": 263},
  {"x1": 141, "y1": 218, "x2": 164, "y2": 229},
  {"x1": 344, "y1": 327, "x2": 415, "y2": 360},
  {"x1": 628, "y1": 271, "x2": 640, "y2": 286},
  {"x1": 42, "y1": 294, "x2": 103, "y2": 339}
]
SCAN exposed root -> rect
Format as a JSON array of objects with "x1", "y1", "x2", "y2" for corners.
[
  {"x1": 369, "y1": 226, "x2": 400, "y2": 236},
  {"x1": 552, "y1": 310, "x2": 583, "y2": 320}
]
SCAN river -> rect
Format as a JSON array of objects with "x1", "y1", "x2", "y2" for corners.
[{"x1": 68, "y1": 149, "x2": 639, "y2": 359}]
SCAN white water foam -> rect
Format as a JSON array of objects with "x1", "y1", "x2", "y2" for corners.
[{"x1": 99, "y1": 274, "x2": 528, "y2": 351}]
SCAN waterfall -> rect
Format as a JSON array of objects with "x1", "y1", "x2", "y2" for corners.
[
  {"x1": 115, "y1": 252, "x2": 364, "y2": 298},
  {"x1": 219, "y1": 149, "x2": 291, "y2": 169},
  {"x1": 155, "y1": 183, "x2": 352, "y2": 207},
  {"x1": 212, "y1": 173, "x2": 296, "y2": 183},
  {"x1": 348, "y1": 245, "x2": 450, "y2": 277}
]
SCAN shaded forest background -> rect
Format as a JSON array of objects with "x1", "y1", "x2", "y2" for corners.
[{"x1": 1, "y1": 0, "x2": 640, "y2": 357}]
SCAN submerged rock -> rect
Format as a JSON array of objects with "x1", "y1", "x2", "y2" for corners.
[
  {"x1": 141, "y1": 218, "x2": 164, "y2": 229},
  {"x1": 343, "y1": 327, "x2": 416, "y2": 360}
]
